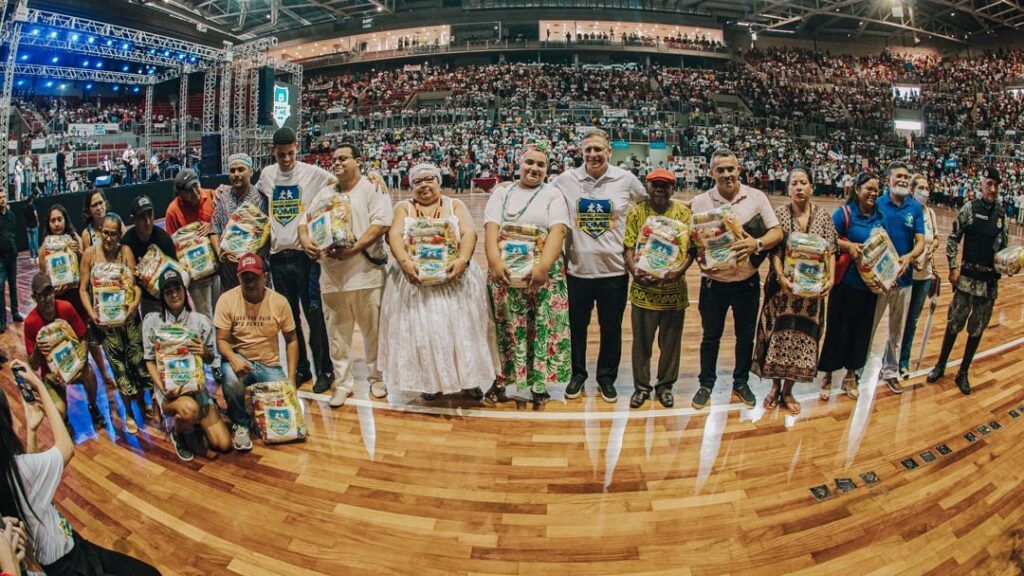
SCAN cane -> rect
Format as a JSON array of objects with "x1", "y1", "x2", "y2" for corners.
[{"x1": 915, "y1": 276, "x2": 941, "y2": 371}]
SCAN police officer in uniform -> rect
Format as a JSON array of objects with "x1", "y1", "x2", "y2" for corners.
[{"x1": 927, "y1": 167, "x2": 1008, "y2": 394}]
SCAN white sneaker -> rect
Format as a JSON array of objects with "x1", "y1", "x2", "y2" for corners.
[
  {"x1": 329, "y1": 386, "x2": 352, "y2": 408},
  {"x1": 232, "y1": 425, "x2": 252, "y2": 451},
  {"x1": 369, "y1": 380, "x2": 388, "y2": 399}
]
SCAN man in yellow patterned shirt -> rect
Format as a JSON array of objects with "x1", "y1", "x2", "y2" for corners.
[{"x1": 623, "y1": 168, "x2": 693, "y2": 409}]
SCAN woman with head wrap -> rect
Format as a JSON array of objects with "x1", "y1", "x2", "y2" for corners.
[
  {"x1": 482, "y1": 142, "x2": 570, "y2": 409},
  {"x1": 752, "y1": 166, "x2": 836, "y2": 415},
  {"x1": 378, "y1": 162, "x2": 498, "y2": 402}
]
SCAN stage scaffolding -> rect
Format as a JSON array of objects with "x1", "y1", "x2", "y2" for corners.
[{"x1": 0, "y1": 0, "x2": 302, "y2": 186}]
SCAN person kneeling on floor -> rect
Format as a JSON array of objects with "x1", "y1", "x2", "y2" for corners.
[
  {"x1": 143, "y1": 268, "x2": 232, "y2": 461},
  {"x1": 213, "y1": 253, "x2": 298, "y2": 451}
]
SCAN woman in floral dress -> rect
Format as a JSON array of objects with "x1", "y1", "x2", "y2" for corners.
[
  {"x1": 483, "y1": 143, "x2": 571, "y2": 409},
  {"x1": 753, "y1": 167, "x2": 836, "y2": 414}
]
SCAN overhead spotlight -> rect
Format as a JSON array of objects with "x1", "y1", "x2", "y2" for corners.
[
  {"x1": 19, "y1": 54, "x2": 27, "y2": 61},
  {"x1": 87, "y1": 36, "x2": 95, "y2": 43},
  {"x1": 58, "y1": 83, "x2": 66, "y2": 90},
  {"x1": 188, "y1": 56, "x2": 197, "y2": 63},
  {"x1": 163, "y1": 50, "x2": 171, "y2": 57},
  {"x1": 82, "y1": 60, "x2": 90, "y2": 66},
  {"x1": 50, "y1": 56, "x2": 58, "y2": 63},
  {"x1": 45, "y1": 81, "x2": 52, "y2": 87},
  {"x1": 122, "y1": 64, "x2": 130, "y2": 71},
  {"x1": 47, "y1": 31, "x2": 57, "y2": 38},
  {"x1": 86, "y1": 83, "x2": 93, "y2": 89},
  {"x1": 15, "y1": 80, "x2": 24, "y2": 86},
  {"x1": 113, "y1": 85, "x2": 120, "y2": 91},
  {"x1": 177, "y1": 53, "x2": 185, "y2": 60},
  {"x1": 70, "y1": 34, "x2": 79, "y2": 41},
  {"x1": 106, "y1": 39, "x2": 113, "y2": 46},
  {"x1": 96, "y1": 61, "x2": 104, "y2": 69},
  {"x1": 132, "y1": 86, "x2": 140, "y2": 93},
  {"x1": 30, "y1": 28, "x2": 39, "y2": 36},
  {"x1": 148, "y1": 48, "x2": 156, "y2": 55}
]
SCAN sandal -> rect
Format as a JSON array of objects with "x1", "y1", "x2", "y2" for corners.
[
  {"x1": 820, "y1": 373, "x2": 832, "y2": 401},
  {"x1": 841, "y1": 375, "x2": 860, "y2": 399},
  {"x1": 531, "y1": 391, "x2": 550, "y2": 410},
  {"x1": 125, "y1": 416, "x2": 139, "y2": 435},
  {"x1": 483, "y1": 385, "x2": 508, "y2": 405},
  {"x1": 783, "y1": 393, "x2": 801, "y2": 415},
  {"x1": 762, "y1": 382, "x2": 781, "y2": 410}
]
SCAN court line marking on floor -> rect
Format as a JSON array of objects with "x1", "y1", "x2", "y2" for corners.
[{"x1": 297, "y1": 336, "x2": 1024, "y2": 421}]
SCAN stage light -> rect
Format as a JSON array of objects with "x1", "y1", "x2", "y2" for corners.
[
  {"x1": 45, "y1": 81, "x2": 52, "y2": 87},
  {"x1": 30, "y1": 29, "x2": 39, "y2": 36},
  {"x1": 188, "y1": 56, "x2": 197, "y2": 63},
  {"x1": 96, "y1": 61, "x2": 103, "y2": 69},
  {"x1": 132, "y1": 86, "x2": 140, "y2": 93},
  {"x1": 87, "y1": 36, "x2": 95, "y2": 44},
  {"x1": 71, "y1": 34, "x2": 79, "y2": 41},
  {"x1": 47, "y1": 31, "x2": 57, "y2": 39},
  {"x1": 148, "y1": 48, "x2": 156, "y2": 54},
  {"x1": 113, "y1": 85, "x2": 120, "y2": 92},
  {"x1": 106, "y1": 39, "x2": 114, "y2": 46},
  {"x1": 58, "y1": 84, "x2": 65, "y2": 90},
  {"x1": 50, "y1": 56, "x2": 58, "y2": 63},
  {"x1": 15, "y1": 80, "x2": 24, "y2": 87},
  {"x1": 19, "y1": 54, "x2": 28, "y2": 61},
  {"x1": 121, "y1": 42, "x2": 130, "y2": 50},
  {"x1": 163, "y1": 50, "x2": 170, "y2": 57},
  {"x1": 82, "y1": 60, "x2": 90, "y2": 66},
  {"x1": 177, "y1": 53, "x2": 185, "y2": 60},
  {"x1": 122, "y1": 65, "x2": 129, "y2": 71},
  {"x1": 86, "y1": 83, "x2": 93, "y2": 90}
]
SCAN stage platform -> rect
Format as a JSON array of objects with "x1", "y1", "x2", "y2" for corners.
[{"x1": 3, "y1": 191, "x2": 1023, "y2": 575}]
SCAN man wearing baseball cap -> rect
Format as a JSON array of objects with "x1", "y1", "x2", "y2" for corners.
[
  {"x1": 928, "y1": 166, "x2": 1008, "y2": 395},
  {"x1": 121, "y1": 194, "x2": 178, "y2": 319},
  {"x1": 167, "y1": 168, "x2": 223, "y2": 381},
  {"x1": 213, "y1": 253, "x2": 298, "y2": 451},
  {"x1": 623, "y1": 168, "x2": 694, "y2": 409}
]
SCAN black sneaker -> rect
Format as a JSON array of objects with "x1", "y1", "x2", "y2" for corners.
[
  {"x1": 11, "y1": 313, "x2": 23, "y2": 323},
  {"x1": 312, "y1": 373, "x2": 333, "y2": 394},
  {"x1": 296, "y1": 369, "x2": 313, "y2": 388},
  {"x1": 565, "y1": 376, "x2": 585, "y2": 399},
  {"x1": 630, "y1": 390, "x2": 649, "y2": 409},
  {"x1": 691, "y1": 387, "x2": 712, "y2": 410},
  {"x1": 170, "y1": 433, "x2": 195, "y2": 462},
  {"x1": 657, "y1": 391, "x2": 674, "y2": 408},
  {"x1": 598, "y1": 381, "x2": 617, "y2": 403},
  {"x1": 926, "y1": 365, "x2": 945, "y2": 383},
  {"x1": 88, "y1": 404, "x2": 107, "y2": 429},
  {"x1": 732, "y1": 384, "x2": 756, "y2": 408}
]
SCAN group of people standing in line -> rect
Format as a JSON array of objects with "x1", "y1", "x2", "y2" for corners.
[{"x1": 0, "y1": 123, "x2": 1010, "y2": 576}]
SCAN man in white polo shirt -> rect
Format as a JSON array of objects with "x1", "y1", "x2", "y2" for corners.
[
  {"x1": 258, "y1": 126, "x2": 334, "y2": 393},
  {"x1": 554, "y1": 128, "x2": 646, "y2": 403},
  {"x1": 690, "y1": 148, "x2": 783, "y2": 410}
]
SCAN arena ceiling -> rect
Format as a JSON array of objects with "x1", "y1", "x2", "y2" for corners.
[{"x1": 95, "y1": 0, "x2": 1024, "y2": 43}]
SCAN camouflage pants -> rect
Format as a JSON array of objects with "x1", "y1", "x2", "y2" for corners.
[{"x1": 946, "y1": 289, "x2": 995, "y2": 338}]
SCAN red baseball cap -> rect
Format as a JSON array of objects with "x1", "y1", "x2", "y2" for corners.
[
  {"x1": 646, "y1": 168, "x2": 676, "y2": 184},
  {"x1": 236, "y1": 253, "x2": 264, "y2": 276}
]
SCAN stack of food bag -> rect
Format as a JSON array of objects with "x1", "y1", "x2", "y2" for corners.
[
  {"x1": 154, "y1": 324, "x2": 204, "y2": 396},
  {"x1": 784, "y1": 232, "x2": 831, "y2": 296},
  {"x1": 37, "y1": 320, "x2": 85, "y2": 385},
  {"x1": 219, "y1": 202, "x2": 270, "y2": 259},
  {"x1": 405, "y1": 218, "x2": 459, "y2": 285},
  {"x1": 858, "y1": 227, "x2": 900, "y2": 294},
  {"x1": 91, "y1": 262, "x2": 135, "y2": 327},
  {"x1": 691, "y1": 206, "x2": 745, "y2": 272},
  {"x1": 251, "y1": 381, "x2": 307, "y2": 444},
  {"x1": 43, "y1": 235, "x2": 79, "y2": 290},
  {"x1": 635, "y1": 215, "x2": 691, "y2": 278},
  {"x1": 306, "y1": 193, "x2": 355, "y2": 252},
  {"x1": 498, "y1": 223, "x2": 546, "y2": 288},
  {"x1": 172, "y1": 223, "x2": 216, "y2": 281},
  {"x1": 994, "y1": 246, "x2": 1024, "y2": 277},
  {"x1": 136, "y1": 245, "x2": 191, "y2": 298}
]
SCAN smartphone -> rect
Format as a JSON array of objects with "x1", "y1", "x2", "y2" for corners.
[{"x1": 12, "y1": 366, "x2": 35, "y2": 403}]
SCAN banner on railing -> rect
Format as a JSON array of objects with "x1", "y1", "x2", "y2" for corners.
[
  {"x1": 68, "y1": 123, "x2": 120, "y2": 136},
  {"x1": 602, "y1": 107, "x2": 629, "y2": 119},
  {"x1": 30, "y1": 139, "x2": 46, "y2": 151}
]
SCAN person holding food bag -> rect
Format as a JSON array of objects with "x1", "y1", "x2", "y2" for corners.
[
  {"x1": 143, "y1": 269, "x2": 231, "y2": 461},
  {"x1": 211, "y1": 153, "x2": 266, "y2": 292},
  {"x1": 121, "y1": 195, "x2": 178, "y2": 319},
  {"x1": 623, "y1": 168, "x2": 693, "y2": 410},
  {"x1": 752, "y1": 167, "x2": 836, "y2": 414},
  {"x1": 79, "y1": 214, "x2": 148, "y2": 435},
  {"x1": 689, "y1": 148, "x2": 783, "y2": 411}
]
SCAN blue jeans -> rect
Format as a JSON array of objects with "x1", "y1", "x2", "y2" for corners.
[
  {"x1": 26, "y1": 227, "x2": 38, "y2": 259},
  {"x1": 221, "y1": 357, "x2": 287, "y2": 429},
  {"x1": 899, "y1": 277, "x2": 933, "y2": 369}
]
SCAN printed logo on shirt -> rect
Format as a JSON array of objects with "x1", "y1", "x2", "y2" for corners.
[
  {"x1": 272, "y1": 185, "x2": 301, "y2": 226},
  {"x1": 577, "y1": 198, "x2": 613, "y2": 239},
  {"x1": 55, "y1": 507, "x2": 73, "y2": 540},
  {"x1": 904, "y1": 213, "x2": 914, "y2": 228}
]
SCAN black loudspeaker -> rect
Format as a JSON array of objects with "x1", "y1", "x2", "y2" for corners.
[
  {"x1": 255, "y1": 66, "x2": 275, "y2": 127},
  {"x1": 201, "y1": 134, "x2": 222, "y2": 176}
]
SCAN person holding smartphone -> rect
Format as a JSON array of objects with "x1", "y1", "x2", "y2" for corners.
[{"x1": 0, "y1": 360, "x2": 161, "y2": 575}]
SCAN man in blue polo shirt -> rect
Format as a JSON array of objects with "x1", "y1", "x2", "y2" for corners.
[{"x1": 873, "y1": 161, "x2": 924, "y2": 394}]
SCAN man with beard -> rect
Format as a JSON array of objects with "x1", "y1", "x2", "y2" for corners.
[
  {"x1": 212, "y1": 153, "x2": 266, "y2": 292},
  {"x1": 690, "y1": 149, "x2": 782, "y2": 410},
  {"x1": 927, "y1": 167, "x2": 1008, "y2": 395},
  {"x1": 873, "y1": 161, "x2": 925, "y2": 394}
]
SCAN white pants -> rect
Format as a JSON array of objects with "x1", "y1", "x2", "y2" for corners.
[
  {"x1": 189, "y1": 274, "x2": 221, "y2": 360},
  {"x1": 872, "y1": 285, "x2": 912, "y2": 380},
  {"x1": 322, "y1": 288, "x2": 382, "y2": 393}
]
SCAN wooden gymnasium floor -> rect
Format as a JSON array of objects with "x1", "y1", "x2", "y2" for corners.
[{"x1": 3, "y1": 190, "x2": 1024, "y2": 575}]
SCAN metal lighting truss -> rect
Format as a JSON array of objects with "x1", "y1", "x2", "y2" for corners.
[
  {"x1": 0, "y1": 0, "x2": 24, "y2": 192},
  {"x1": 218, "y1": 61, "x2": 232, "y2": 173},
  {"x1": 179, "y1": 64, "x2": 189, "y2": 156},
  {"x1": 0, "y1": 64, "x2": 150, "y2": 84},
  {"x1": 12, "y1": 34, "x2": 189, "y2": 68}
]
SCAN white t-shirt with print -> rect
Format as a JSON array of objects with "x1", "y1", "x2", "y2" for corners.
[
  {"x1": 258, "y1": 162, "x2": 334, "y2": 254},
  {"x1": 483, "y1": 183, "x2": 570, "y2": 230},
  {"x1": 554, "y1": 164, "x2": 647, "y2": 278},
  {"x1": 310, "y1": 176, "x2": 394, "y2": 294},
  {"x1": 16, "y1": 447, "x2": 74, "y2": 566}
]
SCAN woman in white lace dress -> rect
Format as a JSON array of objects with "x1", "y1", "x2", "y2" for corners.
[{"x1": 378, "y1": 163, "x2": 498, "y2": 400}]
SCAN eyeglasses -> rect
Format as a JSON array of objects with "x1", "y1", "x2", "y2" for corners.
[{"x1": 412, "y1": 176, "x2": 438, "y2": 186}]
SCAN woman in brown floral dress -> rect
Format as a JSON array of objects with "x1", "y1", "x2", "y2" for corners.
[{"x1": 753, "y1": 167, "x2": 837, "y2": 414}]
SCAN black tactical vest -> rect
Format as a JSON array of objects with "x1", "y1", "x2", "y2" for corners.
[{"x1": 961, "y1": 199, "x2": 1005, "y2": 280}]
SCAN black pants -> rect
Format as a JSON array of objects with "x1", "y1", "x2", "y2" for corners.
[
  {"x1": 269, "y1": 250, "x2": 332, "y2": 379},
  {"x1": 0, "y1": 252, "x2": 18, "y2": 322},
  {"x1": 567, "y1": 274, "x2": 629, "y2": 385},
  {"x1": 698, "y1": 274, "x2": 760, "y2": 389},
  {"x1": 57, "y1": 170, "x2": 67, "y2": 193},
  {"x1": 44, "y1": 531, "x2": 160, "y2": 576},
  {"x1": 818, "y1": 282, "x2": 878, "y2": 372}
]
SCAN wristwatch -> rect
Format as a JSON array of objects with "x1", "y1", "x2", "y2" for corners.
[{"x1": 755, "y1": 238, "x2": 764, "y2": 254}]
